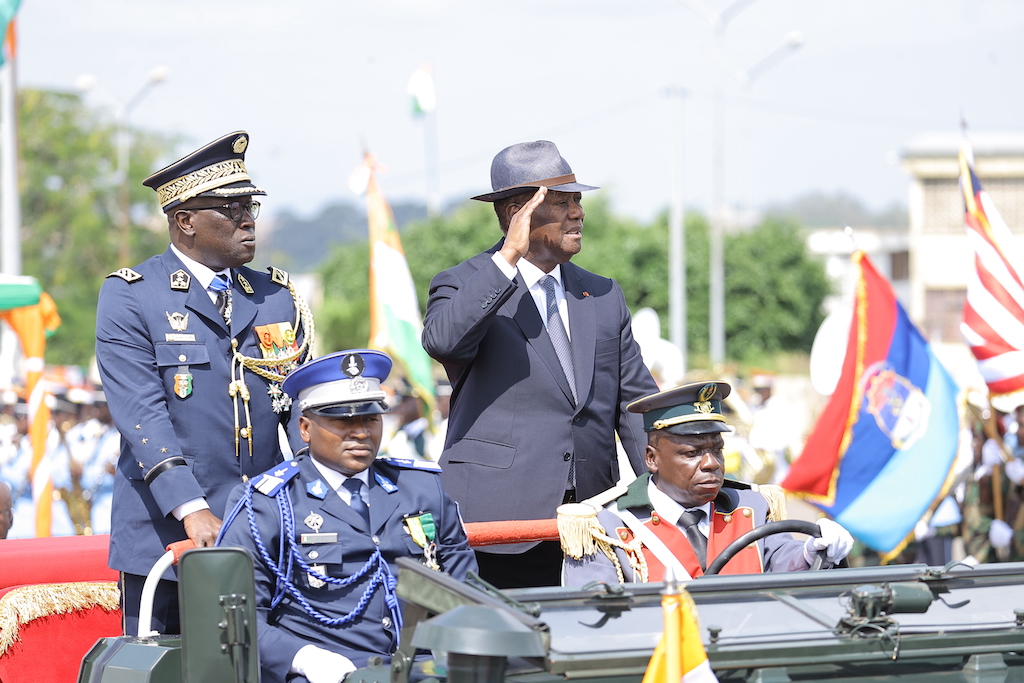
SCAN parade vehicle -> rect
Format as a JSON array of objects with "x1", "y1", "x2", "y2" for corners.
[{"x1": 55, "y1": 520, "x2": 1024, "y2": 683}]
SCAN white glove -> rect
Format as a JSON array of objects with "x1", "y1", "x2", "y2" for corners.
[
  {"x1": 975, "y1": 439, "x2": 1005, "y2": 480},
  {"x1": 914, "y1": 519, "x2": 935, "y2": 541},
  {"x1": 292, "y1": 645, "x2": 356, "y2": 683},
  {"x1": 982, "y1": 439, "x2": 1004, "y2": 467},
  {"x1": 989, "y1": 518, "x2": 1014, "y2": 551},
  {"x1": 1005, "y1": 458, "x2": 1024, "y2": 485},
  {"x1": 802, "y1": 518, "x2": 854, "y2": 566}
]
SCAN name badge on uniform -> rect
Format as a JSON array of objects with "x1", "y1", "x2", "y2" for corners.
[
  {"x1": 403, "y1": 512, "x2": 440, "y2": 571},
  {"x1": 174, "y1": 366, "x2": 193, "y2": 398}
]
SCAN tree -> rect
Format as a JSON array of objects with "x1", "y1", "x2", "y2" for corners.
[
  {"x1": 315, "y1": 193, "x2": 830, "y2": 368},
  {"x1": 18, "y1": 89, "x2": 175, "y2": 365}
]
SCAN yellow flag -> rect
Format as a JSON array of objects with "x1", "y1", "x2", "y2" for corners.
[{"x1": 642, "y1": 588, "x2": 718, "y2": 683}]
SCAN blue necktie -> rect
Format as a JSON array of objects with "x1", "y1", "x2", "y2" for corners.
[
  {"x1": 208, "y1": 273, "x2": 232, "y2": 326},
  {"x1": 342, "y1": 478, "x2": 370, "y2": 526}
]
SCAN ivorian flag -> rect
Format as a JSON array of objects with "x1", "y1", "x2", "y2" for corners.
[
  {"x1": 352, "y1": 154, "x2": 437, "y2": 415},
  {"x1": 781, "y1": 252, "x2": 961, "y2": 557},
  {"x1": 642, "y1": 585, "x2": 718, "y2": 683},
  {"x1": 959, "y1": 140, "x2": 1024, "y2": 401},
  {"x1": 1, "y1": 291, "x2": 61, "y2": 537}
]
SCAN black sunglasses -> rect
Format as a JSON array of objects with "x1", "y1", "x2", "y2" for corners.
[{"x1": 183, "y1": 200, "x2": 260, "y2": 222}]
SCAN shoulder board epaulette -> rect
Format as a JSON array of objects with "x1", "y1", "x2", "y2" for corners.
[
  {"x1": 107, "y1": 268, "x2": 142, "y2": 282},
  {"x1": 268, "y1": 266, "x2": 289, "y2": 287},
  {"x1": 377, "y1": 457, "x2": 442, "y2": 473},
  {"x1": 253, "y1": 460, "x2": 301, "y2": 496},
  {"x1": 582, "y1": 484, "x2": 629, "y2": 509},
  {"x1": 722, "y1": 479, "x2": 752, "y2": 490}
]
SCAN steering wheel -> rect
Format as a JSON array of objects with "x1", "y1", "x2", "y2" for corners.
[{"x1": 703, "y1": 520, "x2": 849, "y2": 576}]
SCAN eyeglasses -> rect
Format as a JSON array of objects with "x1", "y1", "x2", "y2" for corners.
[{"x1": 184, "y1": 200, "x2": 260, "y2": 222}]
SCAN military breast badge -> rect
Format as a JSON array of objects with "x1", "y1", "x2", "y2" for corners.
[{"x1": 174, "y1": 367, "x2": 193, "y2": 398}]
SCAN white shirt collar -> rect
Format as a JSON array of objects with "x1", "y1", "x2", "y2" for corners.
[
  {"x1": 517, "y1": 257, "x2": 562, "y2": 291},
  {"x1": 647, "y1": 476, "x2": 711, "y2": 533},
  {"x1": 309, "y1": 457, "x2": 370, "y2": 501},
  {"x1": 169, "y1": 243, "x2": 230, "y2": 291}
]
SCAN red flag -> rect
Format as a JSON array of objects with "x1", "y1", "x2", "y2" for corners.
[{"x1": 959, "y1": 141, "x2": 1024, "y2": 399}]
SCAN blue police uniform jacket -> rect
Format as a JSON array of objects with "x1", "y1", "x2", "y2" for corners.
[
  {"x1": 218, "y1": 454, "x2": 477, "y2": 682},
  {"x1": 96, "y1": 246, "x2": 306, "y2": 578}
]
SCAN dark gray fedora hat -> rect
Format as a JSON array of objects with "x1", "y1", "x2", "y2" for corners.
[{"x1": 471, "y1": 140, "x2": 599, "y2": 202}]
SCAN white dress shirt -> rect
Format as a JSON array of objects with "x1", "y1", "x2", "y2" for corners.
[
  {"x1": 647, "y1": 477, "x2": 711, "y2": 538},
  {"x1": 492, "y1": 252, "x2": 571, "y2": 339}
]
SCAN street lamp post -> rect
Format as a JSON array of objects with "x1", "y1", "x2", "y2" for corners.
[
  {"x1": 78, "y1": 67, "x2": 169, "y2": 266},
  {"x1": 684, "y1": 0, "x2": 803, "y2": 367},
  {"x1": 665, "y1": 87, "x2": 690, "y2": 372}
]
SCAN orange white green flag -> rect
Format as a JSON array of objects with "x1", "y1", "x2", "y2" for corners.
[
  {"x1": 642, "y1": 573, "x2": 718, "y2": 683},
  {"x1": 350, "y1": 154, "x2": 436, "y2": 413},
  {"x1": 1, "y1": 292, "x2": 61, "y2": 537}
]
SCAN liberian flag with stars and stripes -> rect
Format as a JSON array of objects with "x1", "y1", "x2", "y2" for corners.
[{"x1": 959, "y1": 140, "x2": 1024, "y2": 400}]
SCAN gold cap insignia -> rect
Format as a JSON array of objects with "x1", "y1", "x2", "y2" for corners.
[
  {"x1": 170, "y1": 269, "x2": 191, "y2": 291},
  {"x1": 233, "y1": 135, "x2": 248, "y2": 154},
  {"x1": 697, "y1": 383, "x2": 717, "y2": 402}
]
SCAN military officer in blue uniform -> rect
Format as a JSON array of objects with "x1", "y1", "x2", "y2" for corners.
[
  {"x1": 95, "y1": 131, "x2": 314, "y2": 635},
  {"x1": 218, "y1": 350, "x2": 476, "y2": 683}
]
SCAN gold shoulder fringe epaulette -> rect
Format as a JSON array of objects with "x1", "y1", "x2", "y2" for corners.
[
  {"x1": 107, "y1": 268, "x2": 142, "y2": 282},
  {"x1": 750, "y1": 483, "x2": 788, "y2": 523}
]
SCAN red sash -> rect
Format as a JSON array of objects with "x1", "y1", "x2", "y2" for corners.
[{"x1": 615, "y1": 503, "x2": 764, "y2": 580}]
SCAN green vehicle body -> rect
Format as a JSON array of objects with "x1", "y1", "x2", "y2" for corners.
[{"x1": 80, "y1": 548, "x2": 1024, "y2": 683}]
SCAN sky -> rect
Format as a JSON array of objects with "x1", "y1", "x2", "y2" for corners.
[{"x1": 16, "y1": 0, "x2": 1024, "y2": 224}]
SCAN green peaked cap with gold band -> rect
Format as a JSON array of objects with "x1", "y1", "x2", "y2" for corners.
[{"x1": 626, "y1": 380, "x2": 733, "y2": 435}]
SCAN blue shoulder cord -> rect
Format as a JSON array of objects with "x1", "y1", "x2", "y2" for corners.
[{"x1": 217, "y1": 481, "x2": 403, "y2": 636}]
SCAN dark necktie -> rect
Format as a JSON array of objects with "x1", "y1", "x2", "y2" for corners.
[
  {"x1": 540, "y1": 275, "x2": 577, "y2": 404},
  {"x1": 678, "y1": 509, "x2": 708, "y2": 570},
  {"x1": 208, "y1": 273, "x2": 232, "y2": 326},
  {"x1": 342, "y1": 478, "x2": 370, "y2": 526}
]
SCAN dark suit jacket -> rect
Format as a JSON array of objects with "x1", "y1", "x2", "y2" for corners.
[
  {"x1": 219, "y1": 455, "x2": 477, "y2": 681},
  {"x1": 422, "y1": 242, "x2": 657, "y2": 551},
  {"x1": 95, "y1": 247, "x2": 306, "y2": 577}
]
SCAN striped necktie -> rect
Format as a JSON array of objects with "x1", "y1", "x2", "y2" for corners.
[{"x1": 208, "y1": 273, "x2": 232, "y2": 326}]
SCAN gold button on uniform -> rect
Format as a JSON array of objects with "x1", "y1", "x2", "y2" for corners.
[
  {"x1": 178, "y1": 354, "x2": 187, "y2": 362},
  {"x1": 723, "y1": 514, "x2": 732, "y2": 523},
  {"x1": 742, "y1": 509, "x2": 752, "y2": 518}
]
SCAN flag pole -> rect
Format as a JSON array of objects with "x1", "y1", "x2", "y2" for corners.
[
  {"x1": 0, "y1": 19, "x2": 19, "y2": 278},
  {"x1": 0, "y1": 20, "x2": 21, "y2": 390}
]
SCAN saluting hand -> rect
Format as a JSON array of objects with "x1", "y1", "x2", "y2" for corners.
[
  {"x1": 183, "y1": 509, "x2": 222, "y2": 547},
  {"x1": 498, "y1": 186, "x2": 547, "y2": 267}
]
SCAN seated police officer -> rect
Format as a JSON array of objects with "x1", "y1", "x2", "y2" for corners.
[
  {"x1": 218, "y1": 350, "x2": 477, "y2": 683},
  {"x1": 560, "y1": 381, "x2": 853, "y2": 585}
]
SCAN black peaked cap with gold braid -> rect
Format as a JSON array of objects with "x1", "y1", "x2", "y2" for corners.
[
  {"x1": 627, "y1": 380, "x2": 733, "y2": 436},
  {"x1": 143, "y1": 131, "x2": 266, "y2": 212}
]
